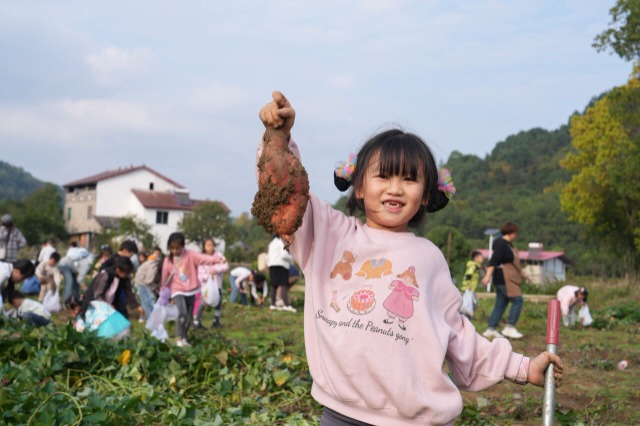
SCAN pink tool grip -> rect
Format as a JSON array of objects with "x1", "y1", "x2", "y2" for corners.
[{"x1": 546, "y1": 299, "x2": 561, "y2": 345}]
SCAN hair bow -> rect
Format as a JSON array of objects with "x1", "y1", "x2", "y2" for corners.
[{"x1": 437, "y1": 168, "x2": 456, "y2": 199}]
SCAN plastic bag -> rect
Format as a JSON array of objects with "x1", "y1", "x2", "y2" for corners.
[
  {"x1": 146, "y1": 301, "x2": 179, "y2": 340},
  {"x1": 201, "y1": 276, "x2": 220, "y2": 307},
  {"x1": 459, "y1": 290, "x2": 477, "y2": 317},
  {"x1": 578, "y1": 304, "x2": 593, "y2": 326},
  {"x1": 42, "y1": 289, "x2": 62, "y2": 313},
  {"x1": 151, "y1": 324, "x2": 169, "y2": 342},
  {"x1": 146, "y1": 301, "x2": 168, "y2": 331}
]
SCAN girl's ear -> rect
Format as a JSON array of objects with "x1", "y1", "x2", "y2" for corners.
[{"x1": 354, "y1": 185, "x2": 364, "y2": 199}]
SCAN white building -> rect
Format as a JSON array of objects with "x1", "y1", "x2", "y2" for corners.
[
  {"x1": 478, "y1": 243, "x2": 572, "y2": 285},
  {"x1": 63, "y1": 165, "x2": 226, "y2": 249}
]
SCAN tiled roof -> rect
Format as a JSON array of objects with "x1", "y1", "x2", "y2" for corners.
[
  {"x1": 131, "y1": 190, "x2": 230, "y2": 213},
  {"x1": 477, "y1": 248, "x2": 572, "y2": 263},
  {"x1": 63, "y1": 165, "x2": 185, "y2": 189},
  {"x1": 132, "y1": 190, "x2": 197, "y2": 211}
]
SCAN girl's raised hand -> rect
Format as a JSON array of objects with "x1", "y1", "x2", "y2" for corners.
[
  {"x1": 527, "y1": 352, "x2": 563, "y2": 387},
  {"x1": 259, "y1": 91, "x2": 296, "y2": 136}
]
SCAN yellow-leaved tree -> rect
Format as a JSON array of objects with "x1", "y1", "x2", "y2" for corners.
[{"x1": 560, "y1": 66, "x2": 640, "y2": 277}]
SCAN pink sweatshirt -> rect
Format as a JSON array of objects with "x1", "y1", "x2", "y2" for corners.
[
  {"x1": 161, "y1": 249, "x2": 224, "y2": 296},
  {"x1": 289, "y1": 195, "x2": 525, "y2": 425},
  {"x1": 257, "y1": 136, "x2": 526, "y2": 424},
  {"x1": 197, "y1": 253, "x2": 229, "y2": 289},
  {"x1": 557, "y1": 285, "x2": 581, "y2": 316}
]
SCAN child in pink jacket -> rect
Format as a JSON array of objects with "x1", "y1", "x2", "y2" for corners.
[
  {"x1": 256, "y1": 91, "x2": 565, "y2": 425},
  {"x1": 159, "y1": 232, "x2": 224, "y2": 347},
  {"x1": 557, "y1": 285, "x2": 588, "y2": 326},
  {"x1": 193, "y1": 238, "x2": 229, "y2": 329}
]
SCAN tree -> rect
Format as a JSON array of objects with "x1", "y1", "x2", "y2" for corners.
[
  {"x1": 93, "y1": 214, "x2": 156, "y2": 252},
  {"x1": 560, "y1": 66, "x2": 640, "y2": 276},
  {"x1": 180, "y1": 201, "x2": 236, "y2": 245},
  {"x1": 423, "y1": 225, "x2": 473, "y2": 283},
  {"x1": 119, "y1": 215, "x2": 156, "y2": 250},
  {"x1": 593, "y1": 0, "x2": 640, "y2": 61},
  {"x1": 0, "y1": 183, "x2": 68, "y2": 245}
]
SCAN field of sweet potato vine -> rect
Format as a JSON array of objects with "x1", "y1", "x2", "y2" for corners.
[
  {"x1": 1, "y1": 279, "x2": 639, "y2": 425},
  {"x1": 0, "y1": 301, "x2": 320, "y2": 425}
]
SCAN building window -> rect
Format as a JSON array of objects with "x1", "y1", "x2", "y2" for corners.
[
  {"x1": 67, "y1": 208, "x2": 72, "y2": 221},
  {"x1": 149, "y1": 182, "x2": 154, "y2": 190},
  {"x1": 156, "y1": 211, "x2": 169, "y2": 225},
  {"x1": 87, "y1": 206, "x2": 93, "y2": 219}
]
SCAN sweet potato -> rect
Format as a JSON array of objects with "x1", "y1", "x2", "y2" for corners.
[{"x1": 251, "y1": 128, "x2": 310, "y2": 249}]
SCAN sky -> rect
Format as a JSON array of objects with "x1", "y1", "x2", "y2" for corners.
[{"x1": 0, "y1": 0, "x2": 632, "y2": 217}]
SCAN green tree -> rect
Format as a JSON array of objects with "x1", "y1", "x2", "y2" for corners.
[
  {"x1": 93, "y1": 214, "x2": 156, "y2": 252},
  {"x1": 593, "y1": 0, "x2": 640, "y2": 61},
  {"x1": 0, "y1": 183, "x2": 67, "y2": 245},
  {"x1": 180, "y1": 201, "x2": 235, "y2": 245},
  {"x1": 560, "y1": 67, "x2": 640, "y2": 276},
  {"x1": 424, "y1": 225, "x2": 473, "y2": 283},
  {"x1": 119, "y1": 215, "x2": 156, "y2": 250},
  {"x1": 230, "y1": 212, "x2": 270, "y2": 263}
]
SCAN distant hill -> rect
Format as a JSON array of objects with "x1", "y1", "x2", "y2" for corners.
[
  {"x1": 333, "y1": 118, "x2": 609, "y2": 275},
  {"x1": 425, "y1": 123, "x2": 603, "y2": 274},
  {"x1": 0, "y1": 160, "x2": 48, "y2": 201}
]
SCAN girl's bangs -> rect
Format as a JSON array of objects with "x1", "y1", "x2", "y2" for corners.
[{"x1": 375, "y1": 135, "x2": 424, "y2": 180}]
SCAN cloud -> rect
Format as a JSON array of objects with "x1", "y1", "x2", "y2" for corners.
[
  {"x1": 86, "y1": 46, "x2": 156, "y2": 88},
  {"x1": 0, "y1": 99, "x2": 161, "y2": 147}
]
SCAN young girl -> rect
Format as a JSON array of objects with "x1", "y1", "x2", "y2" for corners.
[
  {"x1": 256, "y1": 92, "x2": 563, "y2": 425},
  {"x1": 160, "y1": 232, "x2": 224, "y2": 347},
  {"x1": 65, "y1": 296, "x2": 131, "y2": 340},
  {"x1": 193, "y1": 238, "x2": 229, "y2": 329}
]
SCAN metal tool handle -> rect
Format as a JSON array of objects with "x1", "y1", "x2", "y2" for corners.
[{"x1": 543, "y1": 299, "x2": 561, "y2": 426}]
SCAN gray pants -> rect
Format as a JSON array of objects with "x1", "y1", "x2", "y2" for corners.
[
  {"x1": 59, "y1": 256, "x2": 94, "y2": 303},
  {"x1": 320, "y1": 407, "x2": 372, "y2": 426},
  {"x1": 174, "y1": 295, "x2": 196, "y2": 340}
]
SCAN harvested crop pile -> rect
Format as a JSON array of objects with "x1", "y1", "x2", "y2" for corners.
[{"x1": 252, "y1": 128, "x2": 310, "y2": 249}]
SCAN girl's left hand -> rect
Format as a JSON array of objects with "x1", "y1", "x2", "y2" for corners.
[{"x1": 527, "y1": 352, "x2": 563, "y2": 387}]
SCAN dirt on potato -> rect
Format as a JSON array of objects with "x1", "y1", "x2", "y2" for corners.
[{"x1": 252, "y1": 128, "x2": 310, "y2": 249}]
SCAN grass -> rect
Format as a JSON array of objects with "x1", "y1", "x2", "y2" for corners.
[
  {"x1": 3, "y1": 279, "x2": 639, "y2": 425},
  {"x1": 459, "y1": 279, "x2": 640, "y2": 425},
  {"x1": 185, "y1": 280, "x2": 640, "y2": 425}
]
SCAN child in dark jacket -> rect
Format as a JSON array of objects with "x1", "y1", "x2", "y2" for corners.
[{"x1": 82, "y1": 256, "x2": 143, "y2": 320}]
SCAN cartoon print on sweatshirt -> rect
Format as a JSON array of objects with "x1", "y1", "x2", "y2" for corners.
[
  {"x1": 355, "y1": 258, "x2": 393, "y2": 279},
  {"x1": 172, "y1": 259, "x2": 190, "y2": 285},
  {"x1": 383, "y1": 266, "x2": 420, "y2": 330},
  {"x1": 330, "y1": 290, "x2": 341, "y2": 312},
  {"x1": 347, "y1": 285, "x2": 376, "y2": 315},
  {"x1": 330, "y1": 250, "x2": 356, "y2": 280}
]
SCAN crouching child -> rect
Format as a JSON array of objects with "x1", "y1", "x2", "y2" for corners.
[{"x1": 10, "y1": 291, "x2": 51, "y2": 326}]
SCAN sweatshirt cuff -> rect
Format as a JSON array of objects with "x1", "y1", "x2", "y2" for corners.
[{"x1": 504, "y1": 353, "x2": 529, "y2": 385}]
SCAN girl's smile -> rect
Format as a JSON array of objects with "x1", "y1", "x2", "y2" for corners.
[{"x1": 356, "y1": 156, "x2": 427, "y2": 232}]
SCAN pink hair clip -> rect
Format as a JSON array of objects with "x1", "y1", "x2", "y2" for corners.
[{"x1": 438, "y1": 168, "x2": 456, "y2": 199}]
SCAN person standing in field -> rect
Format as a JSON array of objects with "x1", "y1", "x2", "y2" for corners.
[
  {"x1": 193, "y1": 238, "x2": 229, "y2": 329},
  {"x1": 0, "y1": 214, "x2": 27, "y2": 263},
  {"x1": 255, "y1": 91, "x2": 562, "y2": 424},
  {"x1": 459, "y1": 250, "x2": 484, "y2": 318},
  {"x1": 268, "y1": 236, "x2": 296, "y2": 312},
  {"x1": 482, "y1": 222, "x2": 529, "y2": 340},
  {"x1": 159, "y1": 232, "x2": 225, "y2": 347}
]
